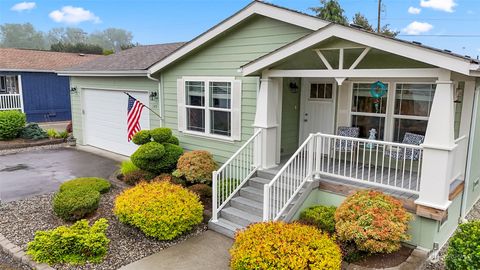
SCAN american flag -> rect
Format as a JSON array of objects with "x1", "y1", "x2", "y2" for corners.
[{"x1": 127, "y1": 95, "x2": 145, "y2": 141}]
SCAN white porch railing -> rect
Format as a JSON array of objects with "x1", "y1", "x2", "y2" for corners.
[
  {"x1": 0, "y1": 94, "x2": 23, "y2": 111},
  {"x1": 451, "y1": 135, "x2": 468, "y2": 183},
  {"x1": 212, "y1": 129, "x2": 262, "y2": 222},
  {"x1": 263, "y1": 133, "x2": 424, "y2": 221}
]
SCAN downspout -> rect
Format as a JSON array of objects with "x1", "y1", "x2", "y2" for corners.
[
  {"x1": 146, "y1": 71, "x2": 164, "y2": 126},
  {"x1": 461, "y1": 78, "x2": 480, "y2": 220}
]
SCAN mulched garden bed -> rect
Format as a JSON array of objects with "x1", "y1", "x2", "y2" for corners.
[
  {"x1": 351, "y1": 246, "x2": 413, "y2": 268},
  {"x1": 0, "y1": 185, "x2": 207, "y2": 270},
  {"x1": 0, "y1": 138, "x2": 64, "y2": 151}
]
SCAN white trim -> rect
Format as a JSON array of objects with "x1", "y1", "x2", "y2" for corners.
[
  {"x1": 262, "y1": 68, "x2": 443, "y2": 78},
  {"x1": 0, "y1": 69, "x2": 57, "y2": 73},
  {"x1": 57, "y1": 70, "x2": 149, "y2": 77},
  {"x1": 349, "y1": 47, "x2": 370, "y2": 70},
  {"x1": 148, "y1": 1, "x2": 328, "y2": 74},
  {"x1": 314, "y1": 50, "x2": 333, "y2": 70},
  {"x1": 17, "y1": 75, "x2": 24, "y2": 113},
  {"x1": 241, "y1": 24, "x2": 474, "y2": 76}
]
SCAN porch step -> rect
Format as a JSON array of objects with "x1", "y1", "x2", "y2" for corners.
[
  {"x1": 230, "y1": 196, "x2": 263, "y2": 216},
  {"x1": 256, "y1": 170, "x2": 276, "y2": 180},
  {"x1": 248, "y1": 177, "x2": 270, "y2": 189},
  {"x1": 208, "y1": 218, "x2": 243, "y2": 238},
  {"x1": 239, "y1": 186, "x2": 264, "y2": 202},
  {"x1": 221, "y1": 207, "x2": 262, "y2": 227}
]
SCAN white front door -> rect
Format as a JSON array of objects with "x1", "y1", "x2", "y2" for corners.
[
  {"x1": 83, "y1": 89, "x2": 150, "y2": 156},
  {"x1": 300, "y1": 79, "x2": 336, "y2": 141}
]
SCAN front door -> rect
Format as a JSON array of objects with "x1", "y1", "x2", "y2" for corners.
[{"x1": 300, "y1": 78, "x2": 336, "y2": 141}]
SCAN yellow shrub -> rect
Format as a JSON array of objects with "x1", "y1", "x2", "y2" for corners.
[
  {"x1": 114, "y1": 181, "x2": 203, "y2": 240},
  {"x1": 230, "y1": 222, "x2": 342, "y2": 270}
]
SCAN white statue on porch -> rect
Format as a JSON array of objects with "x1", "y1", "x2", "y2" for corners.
[{"x1": 366, "y1": 128, "x2": 377, "y2": 149}]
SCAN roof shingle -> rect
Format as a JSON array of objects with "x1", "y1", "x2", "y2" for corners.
[
  {"x1": 0, "y1": 48, "x2": 102, "y2": 71},
  {"x1": 64, "y1": 42, "x2": 185, "y2": 71}
]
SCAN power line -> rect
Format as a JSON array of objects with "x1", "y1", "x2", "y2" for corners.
[{"x1": 398, "y1": 34, "x2": 480, "y2": 37}]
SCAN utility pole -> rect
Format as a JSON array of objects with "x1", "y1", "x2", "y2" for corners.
[{"x1": 377, "y1": 0, "x2": 382, "y2": 33}]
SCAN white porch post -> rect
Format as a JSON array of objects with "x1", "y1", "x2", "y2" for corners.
[
  {"x1": 253, "y1": 76, "x2": 280, "y2": 169},
  {"x1": 416, "y1": 72, "x2": 456, "y2": 210}
]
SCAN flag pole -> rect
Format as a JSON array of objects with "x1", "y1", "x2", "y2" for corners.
[{"x1": 124, "y1": 92, "x2": 162, "y2": 119}]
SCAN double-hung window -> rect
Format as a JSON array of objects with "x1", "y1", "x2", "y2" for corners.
[
  {"x1": 178, "y1": 77, "x2": 241, "y2": 140},
  {"x1": 393, "y1": 83, "x2": 435, "y2": 142},
  {"x1": 350, "y1": 83, "x2": 388, "y2": 140}
]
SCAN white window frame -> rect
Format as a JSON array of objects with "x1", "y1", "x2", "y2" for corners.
[
  {"x1": 349, "y1": 81, "x2": 390, "y2": 140},
  {"x1": 178, "y1": 76, "x2": 241, "y2": 141},
  {"x1": 348, "y1": 80, "x2": 436, "y2": 142}
]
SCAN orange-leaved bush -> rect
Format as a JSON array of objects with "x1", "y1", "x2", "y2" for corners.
[
  {"x1": 230, "y1": 222, "x2": 342, "y2": 270},
  {"x1": 335, "y1": 190, "x2": 412, "y2": 253},
  {"x1": 113, "y1": 181, "x2": 203, "y2": 240},
  {"x1": 173, "y1": 150, "x2": 217, "y2": 184}
]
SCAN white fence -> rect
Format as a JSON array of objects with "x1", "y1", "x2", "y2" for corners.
[
  {"x1": 212, "y1": 129, "x2": 262, "y2": 221},
  {"x1": 0, "y1": 94, "x2": 23, "y2": 111},
  {"x1": 263, "y1": 133, "x2": 424, "y2": 221}
]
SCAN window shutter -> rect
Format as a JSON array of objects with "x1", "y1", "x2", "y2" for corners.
[
  {"x1": 231, "y1": 80, "x2": 242, "y2": 141},
  {"x1": 177, "y1": 78, "x2": 186, "y2": 132}
]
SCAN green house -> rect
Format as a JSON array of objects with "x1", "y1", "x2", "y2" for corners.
[{"x1": 59, "y1": 1, "x2": 480, "y2": 256}]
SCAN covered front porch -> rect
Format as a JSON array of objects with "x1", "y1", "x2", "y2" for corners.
[{"x1": 0, "y1": 74, "x2": 23, "y2": 111}]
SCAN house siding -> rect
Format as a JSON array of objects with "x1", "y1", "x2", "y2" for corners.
[
  {"x1": 465, "y1": 79, "x2": 480, "y2": 212},
  {"x1": 159, "y1": 15, "x2": 313, "y2": 162},
  {"x1": 1, "y1": 71, "x2": 71, "y2": 122},
  {"x1": 69, "y1": 76, "x2": 160, "y2": 145}
]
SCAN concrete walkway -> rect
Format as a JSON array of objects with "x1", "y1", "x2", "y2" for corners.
[{"x1": 120, "y1": 231, "x2": 233, "y2": 270}]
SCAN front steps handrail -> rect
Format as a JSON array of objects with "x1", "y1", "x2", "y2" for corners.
[
  {"x1": 212, "y1": 129, "x2": 262, "y2": 222},
  {"x1": 263, "y1": 133, "x2": 316, "y2": 221}
]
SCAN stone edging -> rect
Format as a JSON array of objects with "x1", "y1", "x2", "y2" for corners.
[
  {"x1": 0, "y1": 138, "x2": 65, "y2": 151},
  {"x1": 0, "y1": 233, "x2": 55, "y2": 270},
  {"x1": 345, "y1": 248, "x2": 429, "y2": 270}
]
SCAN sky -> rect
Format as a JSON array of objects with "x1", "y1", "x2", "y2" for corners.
[{"x1": 1, "y1": 0, "x2": 479, "y2": 58}]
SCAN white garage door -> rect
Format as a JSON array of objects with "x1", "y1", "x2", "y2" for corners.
[{"x1": 83, "y1": 89, "x2": 150, "y2": 156}]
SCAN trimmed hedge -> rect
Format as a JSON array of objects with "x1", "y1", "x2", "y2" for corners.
[
  {"x1": 114, "y1": 181, "x2": 203, "y2": 240},
  {"x1": 335, "y1": 190, "x2": 411, "y2": 253},
  {"x1": 132, "y1": 130, "x2": 151, "y2": 145},
  {"x1": 27, "y1": 219, "x2": 109, "y2": 265},
  {"x1": 54, "y1": 178, "x2": 110, "y2": 221},
  {"x1": 445, "y1": 220, "x2": 480, "y2": 270},
  {"x1": 230, "y1": 222, "x2": 342, "y2": 270},
  {"x1": 0, "y1": 110, "x2": 26, "y2": 140},
  {"x1": 173, "y1": 150, "x2": 217, "y2": 185},
  {"x1": 299, "y1": 205, "x2": 337, "y2": 234},
  {"x1": 59, "y1": 177, "x2": 111, "y2": 194},
  {"x1": 150, "y1": 127, "x2": 172, "y2": 143},
  {"x1": 53, "y1": 187, "x2": 100, "y2": 221}
]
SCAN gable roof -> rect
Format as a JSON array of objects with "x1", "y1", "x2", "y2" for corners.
[
  {"x1": 148, "y1": 1, "x2": 329, "y2": 74},
  {"x1": 0, "y1": 48, "x2": 102, "y2": 72},
  {"x1": 241, "y1": 23, "x2": 480, "y2": 76},
  {"x1": 62, "y1": 42, "x2": 185, "y2": 74}
]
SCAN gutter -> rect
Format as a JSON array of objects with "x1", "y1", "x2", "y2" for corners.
[
  {"x1": 56, "y1": 70, "x2": 149, "y2": 77},
  {"x1": 146, "y1": 72, "x2": 164, "y2": 123}
]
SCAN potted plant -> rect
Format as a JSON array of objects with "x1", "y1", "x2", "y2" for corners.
[{"x1": 67, "y1": 135, "x2": 77, "y2": 146}]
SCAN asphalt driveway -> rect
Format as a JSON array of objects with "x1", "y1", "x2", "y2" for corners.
[{"x1": 0, "y1": 148, "x2": 118, "y2": 202}]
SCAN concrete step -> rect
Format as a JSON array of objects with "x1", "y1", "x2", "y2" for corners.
[
  {"x1": 220, "y1": 207, "x2": 262, "y2": 227},
  {"x1": 239, "y1": 186, "x2": 263, "y2": 203},
  {"x1": 230, "y1": 196, "x2": 263, "y2": 216},
  {"x1": 208, "y1": 218, "x2": 243, "y2": 238}
]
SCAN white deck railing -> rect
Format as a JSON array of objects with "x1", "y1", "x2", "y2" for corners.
[
  {"x1": 0, "y1": 94, "x2": 22, "y2": 111},
  {"x1": 263, "y1": 133, "x2": 424, "y2": 221},
  {"x1": 212, "y1": 129, "x2": 262, "y2": 222}
]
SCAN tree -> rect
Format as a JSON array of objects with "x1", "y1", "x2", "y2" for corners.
[
  {"x1": 0, "y1": 23, "x2": 46, "y2": 49},
  {"x1": 88, "y1": 28, "x2": 133, "y2": 52},
  {"x1": 310, "y1": 0, "x2": 348, "y2": 25},
  {"x1": 47, "y1": 27, "x2": 88, "y2": 46},
  {"x1": 50, "y1": 42, "x2": 104, "y2": 55},
  {"x1": 352, "y1": 12, "x2": 398, "y2": 37}
]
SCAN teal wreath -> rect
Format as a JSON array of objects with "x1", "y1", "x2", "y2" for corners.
[{"x1": 370, "y1": 81, "x2": 387, "y2": 113}]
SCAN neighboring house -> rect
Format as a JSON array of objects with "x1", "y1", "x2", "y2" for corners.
[
  {"x1": 60, "y1": 1, "x2": 480, "y2": 255},
  {"x1": 0, "y1": 48, "x2": 100, "y2": 122}
]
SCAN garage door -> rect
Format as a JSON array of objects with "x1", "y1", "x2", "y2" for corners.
[{"x1": 83, "y1": 89, "x2": 150, "y2": 156}]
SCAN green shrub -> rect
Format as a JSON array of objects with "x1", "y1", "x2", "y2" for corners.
[
  {"x1": 188, "y1": 184, "x2": 212, "y2": 203},
  {"x1": 53, "y1": 187, "x2": 100, "y2": 221},
  {"x1": 59, "y1": 177, "x2": 111, "y2": 194},
  {"x1": 299, "y1": 205, "x2": 337, "y2": 234},
  {"x1": 445, "y1": 220, "x2": 480, "y2": 270},
  {"x1": 123, "y1": 170, "x2": 155, "y2": 186},
  {"x1": 230, "y1": 222, "x2": 342, "y2": 270},
  {"x1": 114, "y1": 181, "x2": 203, "y2": 240},
  {"x1": 335, "y1": 190, "x2": 411, "y2": 254},
  {"x1": 120, "y1": 160, "x2": 139, "y2": 175},
  {"x1": 167, "y1": 135, "x2": 179, "y2": 145},
  {"x1": 46, "y1": 128, "x2": 59, "y2": 138},
  {"x1": 150, "y1": 127, "x2": 172, "y2": 143},
  {"x1": 27, "y1": 219, "x2": 109, "y2": 265},
  {"x1": 58, "y1": 131, "x2": 69, "y2": 139},
  {"x1": 173, "y1": 150, "x2": 217, "y2": 185},
  {"x1": 0, "y1": 110, "x2": 26, "y2": 140},
  {"x1": 20, "y1": 123, "x2": 48, "y2": 140},
  {"x1": 132, "y1": 130, "x2": 151, "y2": 145}
]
